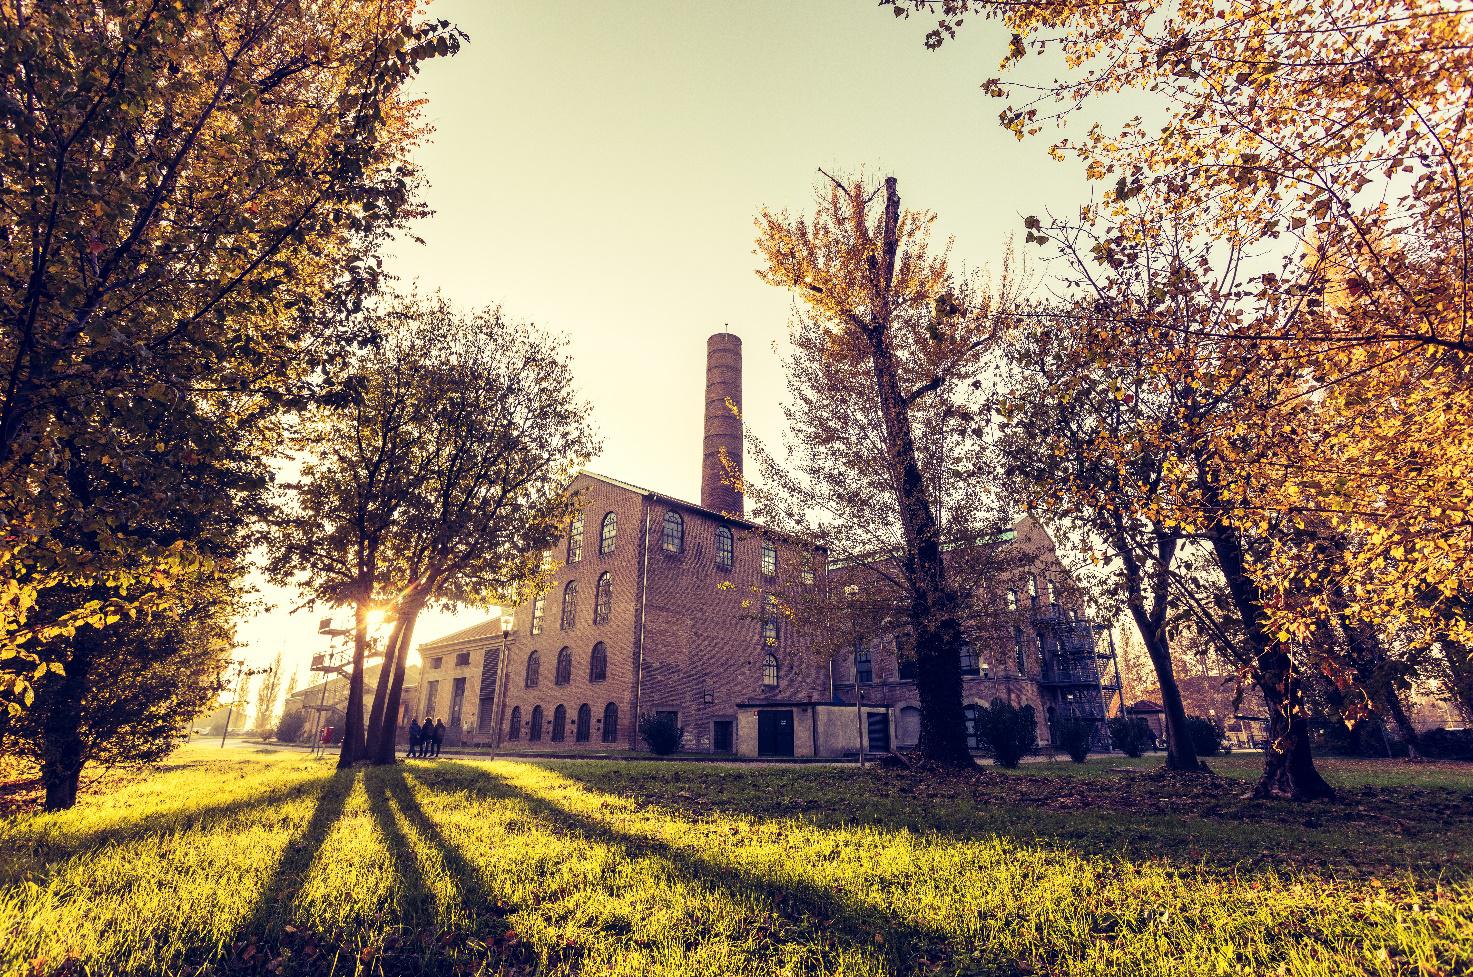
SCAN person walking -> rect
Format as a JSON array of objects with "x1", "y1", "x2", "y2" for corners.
[
  {"x1": 417, "y1": 718, "x2": 432, "y2": 758},
  {"x1": 432, "y1": 718, "x2": 446, "y2": 758},
  {"x1": 407, "y1": 718, "x2": 422, "y2": 759}
]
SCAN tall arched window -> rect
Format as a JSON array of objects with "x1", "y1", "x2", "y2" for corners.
[
  {"x1": 567, "y1": 512, "x2": 584, "y2": 563},
  {"x1": 576, "y1": 704, "x2": 592, "y2": 741},
  {"x1": 1048, "y1": 580, "x2": 1058, "y2": 605},
  {"x1": 601, "y1": 702, "x2": 619, "y2": 743},
  {"x1": 761, "y1": 595, "x2": 780, "y2": 646},
  {"x1": 761, "y1": 542, "x2": 777, "y2": 578},
  {"x1": 715, "y1": 525, "x2": 733, "y2": 570},
  {"x1": 507, "y1": 705, "x2": 521, "y2": 740},
  {"x1": 1028, "y1": 574, "x2": 1039, "y2": 599},
  {"x1": 551, "y1": 704, "x2": 567, "y2": 741},
  {"x1": 529, "y1": 705, "x2": 543, "y2": 741},
  {"x1": 963, "y1": 704, "x2": 983, "y2": 751},
  {"x1": 594, "y1": 572, "x2": 613, "y2": 624},
  {"x1": 959, "y1": 640, "x2": 980, "y2": 677},
  {"x1": 600, "y1": 512, "x2": 617, "y2": 555},
  {"x1": 1014, "y1": 625, "x2": 1026, "y2": 673},
  {"x1": 524, "y1": 651, "x2": 540, "y2": 688},
  {"x1": 589, "y1": 641, "x2": 607, "y2": 682},
  {"x1": 530, "y1": 595, "x2": 545, "y2": 635},
  {"x1": 855, "y1": 643, "x2": 873, "y2": 684},
  {"x1": 1006, "y1": 589, "x2": 1018, "y2": 611},
  {"x1": 762, "y1": 652, "x2": 779, "y2": 689},
  {"x1": 555, "y1": 647, "x2": 572, "y2": 685},
  {"x1": 560, "y1": 580, "x2": 578, "y2": 630},
  {"x1": 662, "y1": 511, "x2": 684, "y2": 553}
]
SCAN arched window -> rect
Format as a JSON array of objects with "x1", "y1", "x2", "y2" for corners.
[
  {"x1": 855, "y1": 643, "x2": 873, "y2": 684},
  {"x1": 530, "y1": 595, "x2": 545, "y2": 635},
  {"x1": 1048, "y1": 580, "x2": 1058, "y2": 605},
  {"x1": 507, "y1": 705, "x2": 521, "y2": 740},
  {"x1": 959, "y1": 640, "x2": 980, "y2": 677},
  {"x1": 662, "y1": 511, "x2": 684, "y2": 554},
  {"x1": 529, "y1": 705, "x2": 543, "y2": 741},
  {"x1": 524, "y1": 651, "x2": 540, "y2": 688},
  {"x1": 567, "y1": 512, "x2": 584, "y2": 563},
  {"x1": 761, "y1": 542, "x2": 777, "y2": 578},
  {"x1": 1028, "y1": 574, "x2": 1039, "y2": 599},
  {"x1": 560, "y1": 580, "x2": 578, "y2": 630},
  {"x1": 576, "y1": 703, "x2": 592, "y2": 742},
  {"x1": 589, "y1": 641, "x2": 607, "y2": 682},
  {"x1": 601, "y1": 702, "x2": 619, "y2": 743},
  {"x1": 1014, "y1": 625, "x2": 1026, "y2": 673},
  {"x1": 600, "y1": 512, "x2": 617, "y2": 555},
  {"x1": 1006, "y1": 589, "x2": 1018, "y2": 611},
  {"x1": 555, "y1": 647, "x2": 572, "y2": 685},
  {"x1": 963, "y1": 703, "x2": 983, "y2": 751},
  {"x1": 715, "y1": 526, "x2": 733, "y2": 570},
  {"x1": 551, "y1": 704, "x2": 567, "y2": 741},
  {"x1": 762, "y1": 652, "x2": 779, "y2": 689},
  {"x1": 761, "y1": 595, "x2": 780, "y2": 646},
  {"x1": 594, "y1": 572, "x2": 613, "y2": 624}
]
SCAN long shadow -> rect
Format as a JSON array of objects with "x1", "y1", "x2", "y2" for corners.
[
  {"x1": 362, "y1": 766, "x2": 437, "y2": 926},
  {"x1": 406, "y1": 762, "x2": 956, "y2": 974}
]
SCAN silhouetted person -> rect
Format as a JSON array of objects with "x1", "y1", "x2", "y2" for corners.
[
  {"x1": 407, "y1": 719, "x2": 422, "y2": 758},
  {"x1": 417, "y1": 718, "x2": 432, "y2": 757},
  {"x1": 432, "y1": 719, "x2": 446, "y2": 758}
]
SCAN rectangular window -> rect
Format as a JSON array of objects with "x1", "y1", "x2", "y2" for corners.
[
  {"x1": 761, "y1": 543, "x2": 777, "y2": 578},
  {"x1": 801, "y1": 552, "x2": 815, "y2": 586},
  {"x1": 531, "y1": 596, "x2": 544, "y2": 635},
  {"x1": 567, "y1": 512, "x2": 584, "y2": 563},
  {"x1": 430, "y1": 657, "x2": 443, "y2": 670},
  {"x1": 455, "y1": 651, "x2": 471, "y2": 667},
  {"x1": 449, "y1": 677, "x2": 466, "y2": 728},
  {"x1": 424, "y1": 680, "x2": 439, "y2": 716}
]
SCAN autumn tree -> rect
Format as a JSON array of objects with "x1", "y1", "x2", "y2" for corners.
[
  {"x1": 252, "y1": 652, "x2": 285, "y2": 734},
  {"x1": 0, "y1": 0, "x2": 462, "y2": 716},
  {"x1": 754, "y1": 172, "x2": 1021, "y2": 768}
]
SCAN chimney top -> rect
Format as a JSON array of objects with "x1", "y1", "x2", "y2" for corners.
[{"x1": 701, "y1": 332, "x2": 743, "y2": 516}]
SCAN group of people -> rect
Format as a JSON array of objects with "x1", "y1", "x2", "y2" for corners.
[{"x1": 407, "y1": 717, "x2": 447, "y2": 758}]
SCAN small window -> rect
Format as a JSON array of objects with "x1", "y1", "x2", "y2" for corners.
[
  {"x1": 594, "y1": 572, "x2": 613, "y2": 624},
  {"x1": 525, "y1": 651, "x2": 540, "y2": 688},
  {"x1": 1014, "y1": 625, "x2": 1026, "y2": 673},
  {"x1": 551, "y1": 704, "x2": 567, "y2": 741},
  {"x1": 1006, "y1": 590, "x2": 1018, "y2": 611},
  {"x1": 959, "y1": 640, "x2": 980, "y2": 677},
  {"x1": 555, "y1": 647, "x2": 572, "y2": 685},
  {"x1": 761, "y1": 542, "x2": 777, "y2": 578},
  {"x1": 855, "y1": 642, "x2": 873, "y2": 684},
  {"x1": 715, "y1": 526, "x2": 733, "y2": 570},
  {"x1": 507, "y1": 705, "x2": 522, "y2": 740},
  {"x1": 430, "y1": 657, "x2": 443, "y2": 670},
  {"x1": 454, "y1": 652, "x2": 471, "y2": 667},
  {"x1": 567, "y1": 512, "x2": 584, "y2": 563},
  {"x1": 561, "y1": 580, "x2": 578, "y2": 630},
  {"x1": 600, "y1": 512, "x2": 617, "y2": 555},
  {"x1": 662, "y1": 511, "x2": 684, "y2": 554},
  {"x1": 530, "y1": 595, "x2": 545, "y2": 635},
  {"x1": 963, "y1": 704, "x2": 983, "y2": 751},
  {"x1": 801, "y1": 552, "x2": 815, "y2": 586},
  {"x1": 576, "y1": 703, "x2": 592, "y2": 742},
  {"x1": 761, "y1": 595, "x2": 780, "y2": 646},
  {"x1": 529, "y1": 705, "x2": 543, "y2": 741},
  {"x1": 602, "y1": 702, "x2": 619, "y2": 743},
  {"x1": 762, "y1": 652, "x2": 779, "y2": 689},
  {"x1": 589, "y1": 641, "x2": 607, "y2": 682}
]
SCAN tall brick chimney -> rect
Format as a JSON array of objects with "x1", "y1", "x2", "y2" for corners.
[{"x1": 701, "y1": 331, "x2": 743, "y2": 516}]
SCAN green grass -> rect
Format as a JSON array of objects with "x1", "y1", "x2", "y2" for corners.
[{"x1": 2, "y1": 747, "x2": 1470, "y2": 976}]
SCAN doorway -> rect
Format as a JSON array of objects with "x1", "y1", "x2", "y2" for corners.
[{"x1": 756, "y1": 709, "x2": 794, "y2": 757}]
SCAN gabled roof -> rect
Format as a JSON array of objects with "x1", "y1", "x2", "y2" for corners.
[{"x1": 418, "y1": 617, "x2": 506, "y2": 650}]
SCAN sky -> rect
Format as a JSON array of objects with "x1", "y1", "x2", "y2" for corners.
[{"x1": 234, "y1": 0, "x2": 1095, "y2": 698}]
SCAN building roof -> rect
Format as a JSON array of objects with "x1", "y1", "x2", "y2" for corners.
[
  {"x1": 418, "y1": 617, "x2": 507, "y2": 650},
  {"x1": 579, "y1": 470, "x2": 821, "y2": 548}
]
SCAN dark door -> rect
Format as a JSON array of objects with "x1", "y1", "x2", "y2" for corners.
[
  {"x1": 757, "y1": 709, "x2": 794, "y2": 757},
  {"x1": 866, "y1": 712, "x2": 890, "y2": 752},
  {"x1": 712, "y1": 720, "x2": 733, "y2": 753}
]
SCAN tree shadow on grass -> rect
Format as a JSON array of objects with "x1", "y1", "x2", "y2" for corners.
[{"x1": 406, "y1": 762, "x2": 962, "y2": 976}]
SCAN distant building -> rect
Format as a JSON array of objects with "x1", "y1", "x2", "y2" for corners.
[{"x1": 282, "y1": 663, "x2": 419, "y2": 742}]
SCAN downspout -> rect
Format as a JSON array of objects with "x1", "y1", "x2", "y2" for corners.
[{"x1": 632, "y1": 499, "x2": 652, "y2": 750}]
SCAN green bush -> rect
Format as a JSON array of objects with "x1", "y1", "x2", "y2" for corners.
[
  {"x1": 1184, "y1": 715, "x2": 1224, "y2": 757},
  {"x1": 1056, "y1": 719, "x2": 1093, "y2": 763},
  {"x1": 976, "y1": 701, "x2": 1037, "y2": 769},
  {"x1": 1421, "y1": 727, "x2": 1473, "y2": 761},
  {"x1": 1107, "y1": 715, "x2": 1153, "y2": 757},
  {"x1": 639, "y1": 713, "x2": 685, "y2": 755},
  {"x1": 275, "y1": 709, "x2": 311, "y2": 743}
]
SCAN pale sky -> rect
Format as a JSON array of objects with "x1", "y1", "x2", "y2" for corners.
[{"x1": 235, "y1": 0, "x2": 1095, "y2": 701}]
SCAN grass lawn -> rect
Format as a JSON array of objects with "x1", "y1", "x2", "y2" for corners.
[{"x1": 2, "y1": 747, "x2": 1470, "y2": 976}]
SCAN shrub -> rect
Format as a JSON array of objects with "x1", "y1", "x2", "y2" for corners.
[
  {"x1": 1184, "y1": 715, "x2": 1224, "y2": 757},
  {"x1": 1107, "y1": 715, "x2": 1153, "y2": 757},
  {"x1": 1421, "y1": 727, "x2": 1473, "y2": 762},
  {"x1": 976, "y1": 701, "x2": 1037, "y2": 769},
  {"x1": 1056, "y1": 719, "x2": 1093, "y2": 763},
  {"x1": 639, "y1": 713, "x2": 685, "y2": 755},
  {"x1": 275, "y1": 710, "x2": 311, "y2": 743}
]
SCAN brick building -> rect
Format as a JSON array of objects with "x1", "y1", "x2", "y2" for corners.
[{"x1": 410, "y1": 332, "x2": 1118, "y2": 757}]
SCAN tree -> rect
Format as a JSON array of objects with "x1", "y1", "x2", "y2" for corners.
[
  {"x1": 754, "y1": 173, "x2": 1019, "y2": 768},
  {"x1": 252, "y1": 652, "x2": 284, "y2": 734},
  {"x1": 0, "y1": 0, "x2": 463, "y2": 717}
]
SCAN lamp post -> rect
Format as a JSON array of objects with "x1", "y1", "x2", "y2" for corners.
[{"x1": 489, "y1": 614, "x2": 514, "y2": 762}]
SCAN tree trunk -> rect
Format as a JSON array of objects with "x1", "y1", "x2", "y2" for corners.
[
  {"x1": 866, "y1": 177, "x2": 973, "y2": 769},
  {"x1": 364, "y1": 615, "x2": 409, "y2": 757},
  {"x1": 1335, "y1": 610, "x2": 1422, "y2": 758},
  {"x1": 371, "y1": 603, "x2": 422, "y2": 765},
  {"x1": 337, "y1": 600, "x2": 369, "y2": 768},
  {"x1": 41, "y1": 630, "x2": 97, "y2": 811}
]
